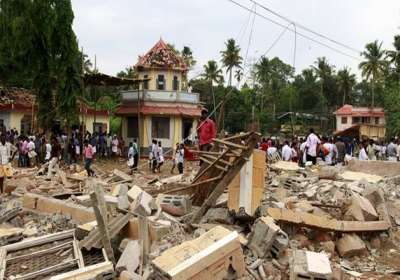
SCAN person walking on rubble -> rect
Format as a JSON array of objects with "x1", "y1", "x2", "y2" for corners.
[
  {"x1": 47, "y1": 136, "x2": 61, "y2": 179},
  {"x1": 84, "y1": 140, "x2": 95, "y2": 177},
  {"x1": 305, "y1": 128, "x2": 321, "y2": 165},
  {"x1": 0, "y1": 135, "x2": 13, "y2": 194},
  {"x1": 197, "y1": 108, "x2": 216, "y2": 164}
]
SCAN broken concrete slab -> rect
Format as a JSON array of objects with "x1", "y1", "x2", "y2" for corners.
[
  {"x1": 116, "y1": 240, "x2": 140, "y2": 274},
  {"x1": 336, "y1": 234, "x2": 367, "y2": 258},
  {"x1": 339, "y1": 171, "x2": 382, "y2": 183},
  {"x1": 117, "y1": 184, "x2": 130, "y2": 210},
  {"x1": 152, "y1": 226, "x2": 245, "y2": 280},
  {"x1": 127, "y1": 185, "x2": 144, "y2": 202},
  {"x1": 344, "y1": 193, "x2": 378, "y2": 221},
  {"x1": 23, "y1": 193, "x2": 95, "y2": 223},
  {"x1": 203, "y1": 208, "x2": 234, "y2": 224},
  {"x1": 247, "y1": 216, "x2": 281, "y2": 258},
  {"x1": 267, "y1": 208, "x2": 390, "y2": 232},
  {"x1": 129, "y1": 190, "x2": 155, "y2": 216},
  {"x1": 348, "y1": 159, "x2": 400, "y2": 177},
  {"x1": 290, "y1": 250, "x2": 332, "y2": 280}
]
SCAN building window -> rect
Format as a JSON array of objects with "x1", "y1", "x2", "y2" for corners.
[
  {"x1": 143, "y1": 74, "x2": 149, "y2": 90},
  {"x1": 157, "y1": 75, "x2": 165, "y2": 90},
  {"x1": 375, "y1": 117, "x2": 380, "y2": 125},
  {"x1": 341, "y1": 117, "x2": 347, "y2": 124},
  {"x1": 152, "y1": 117, "x2": 170, "y2": 139},
  {"x1": 173, "y1": 76, "x2": 179, "y2": 91},
  {"x1": 127, "y1": 117, "x2": 138, "y2": 138},
  {"x1": 362, "y1": 117, "x2": 371, "y2": 124},
  {"x1": 352, "y1": 117, "x2": 360, "y2": 124}
]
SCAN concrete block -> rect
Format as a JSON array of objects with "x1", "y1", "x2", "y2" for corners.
[
  {"x1": 344, "y1": 193, "x2": 378, "y2": 221},
  {"x1": 247, "y1": 216, "x2": 281, "y2": 258},
  {"x1": 119, "y1": 270, "x2": 141, "y2": 280},
  {"x1": 336, "y1": 234, "x2": 367, "y2": 258},
  {"x1": 149, "y1": 219, "x2": 172, "y2": 242},
  {"x1": 127, "y1": 185, "x2": 144, "y2": 202},
  {"x1": 290, "y1": 250, "x2": 332, "y2": 280},
  {"x1": 158, "y1": 194, "x2": 191, "y2": 216},
  {"x1": 129, "y1": 191, "x2": 154, "y2": 216},
  {"x1": 116, "y1": 240, "x2": 140, "y2": 274},
  {"x1": 117, "y1": 184, "x2": 130, "y2": 210}
]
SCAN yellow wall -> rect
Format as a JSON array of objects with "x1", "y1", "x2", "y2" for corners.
[
  {"x1": 173, "y1": 116, "x2": 182, "y2": 146},
  {"x1": 80, "y1": 114, "x2": 110, "y2": 134},
  {"x1": 9, "y1": 112, "x2": 25, "y2": 131},
  {"x1": 137, "y1": 69, "x2": 186, "y2": 91}
]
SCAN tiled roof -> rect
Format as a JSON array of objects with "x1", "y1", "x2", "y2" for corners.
[
  {"x1": 135, "y1": 39, "x2": 188, "y2": 71},
  {"x1": 334, "y1": 104, "x2": 385, "y2": 117},
  {"x1": 0, "y1": 87, "x2": 35, "y2": 110}
]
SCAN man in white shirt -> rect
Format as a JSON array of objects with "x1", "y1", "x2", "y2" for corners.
[
  {"x1": 299, "y1": 138, "x2": 307, "y2": 166},
  {"x1": 359, "y1": 141, "x2": 369, "y2": 161},
  {"x1": 281, "y1": 141, "x2": 292, "y2": 161},
  {"x1": 305, "y1": 128, "x2": 321, "y2": 165}
]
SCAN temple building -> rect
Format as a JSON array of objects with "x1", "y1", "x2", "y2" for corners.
[{"x1": 116, "y1": 39, "x2": 202, "y2": 153}]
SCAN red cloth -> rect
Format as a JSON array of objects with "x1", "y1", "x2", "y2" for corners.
[
  {"x1": 197, "y1": 118, "x2": 216, "y2": 146},
  {"x1": 260, "y1": 142, "x2": 269, "y2": 151}
]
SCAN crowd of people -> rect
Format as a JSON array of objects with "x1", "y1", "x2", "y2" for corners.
[{"x1": 258, "y1": 128, "x2": 400, "y2": 166}]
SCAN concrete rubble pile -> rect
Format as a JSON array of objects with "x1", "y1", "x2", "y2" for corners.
[{"x1": 0, "y1": 138, "x2": 400, "y2": 279}]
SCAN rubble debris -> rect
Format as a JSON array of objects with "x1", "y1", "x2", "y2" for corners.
[
  {"x1": 203, "y1": 208, "x2": 234, "y2": 224},
  {"x1": 23, "y1": 193, "x2": 95, "y2": 223},
  {"x1": 347, "y1": 159, "x2": 400, "y2": 177},
  {"x1": 339, "y1": 170, "x2": 382, "y2": 183},
  {"x1": 152, "y1": 226, "x2": 245, "y2": 279},
  {"x1": 117, "y1": 184, "x2": 130, "y2": 210},
  {"x1": 130, "y1": 190, "x2": 156, "y2": 216},
  {"x1": 336, "y1": 234, "x2": 367, "y2": 258},
  {"x1": 289, "y1": 250, "x2": 332, "y2": 280},
  {"x1": 267, "y1": 207, "x2": 391, "y2": 232},
  {"x1": 158, "y1": 194, "x2": 192, "y2": 216},
  {"x1": 247, "y1": 216, "x2": 281, "y2": 258},
  {"x1": 344, "y1": 193, "x2": 378, "y2": 221},
  {"x1": 0, "y1": 206, "x2": 22, "y2": 224},
  {"x1": 116, "y1": 240, "x2": 140, "y2": 274}
]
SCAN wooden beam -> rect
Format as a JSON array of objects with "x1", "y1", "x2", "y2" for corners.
[
  {"x1": 201, "y1": 154, "x2": 233, "y2": 166},
  {"x1": 189, "y1": 150, "x2": 239, "y2": 157},
  {"x1": 192, "y1": 149, "x2": 231, "y2": 183},
  {"x1": 212, "y1": 138, "x2": 247, "y2": 150},
  {"x1": 199, "y1": 157, "x2": 228, "y2": 172},
  {"x1": 89, "y1": 181, "x2": 115, "y2": 264},
  {"x1": 191, "y1": 135, "x2": 258, "y2": 224},
  {"x1": 163, "y1": 176, "x2": 223, "y2": 194},
  {"x1": 221, "y1": 132, "x2": 252, "y2": 142}
]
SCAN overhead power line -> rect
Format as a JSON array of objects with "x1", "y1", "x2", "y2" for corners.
[
  {"x1": 228, "y1": 0, "x2": 362, "y2": 61},
  {"x1": 250, "y1": 0, "x2": 362, "y2": 54}
]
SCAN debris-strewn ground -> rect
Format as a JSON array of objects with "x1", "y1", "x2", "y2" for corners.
[{"x1": 1, "y1": 155, "x2": 400, "y2": 280}]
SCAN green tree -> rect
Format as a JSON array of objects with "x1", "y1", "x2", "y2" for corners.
[
  {"x1": 220, "y1": 38, "x2": 242, "y2": 86},
  {"x1": 201, "y1": 60, "x2": 224, "y2": 114},
  {"x1": 385, "y1": 35, "x2": 400, "y2": 81},
  {"x1": 359, "y1": 41, "x2": 387, "y2": 107},
  {"x1": 117, "y1": 66, "x2": 135, "y2": 78},
  {"x1": 336, "y1": 67, "x2": 356, "y2": 105},
  {"x1": 181, "y1": 46, "x2": 196, "y2": 69},
  {"x1": 312, "y1": 57, "x2": 333, "y2": 111}
]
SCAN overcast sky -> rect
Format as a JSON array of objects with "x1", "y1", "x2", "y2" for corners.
[{"x1": 71, "y1": 0, "x2": 400, "y2": 81}]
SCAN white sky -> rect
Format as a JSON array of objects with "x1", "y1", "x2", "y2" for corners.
[{"x1": 71, "y1": 0, "x2": 400, "y2": 81}]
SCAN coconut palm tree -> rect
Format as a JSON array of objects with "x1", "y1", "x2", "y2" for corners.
[
  {"x1": 234, "y1": 69, "x2": 243, "y2": 83},
  {"x1": 181, "y1": 46, "x2": 196, "y2": 69},
  {"x1": 312, "y1": 57, "x2": 332, "y2": 111},
  {"x1": 337, "y1": 67, "x2": 356, "y2": 105},
  {"x1": 201, "y1": 60, "x2": 224, "y2": 114},
  {"x1": 359, "y1": 41, "x2": 387, "y2": 107},
  {"x1": 254, "y1": 56, "x2": 272, "y2": 113},
  {"x1": 220, "y1": 38, "x2": 242, "y2": 86},
  {"x1": 386, "y1": 35, "x2": 400, "y2": 80}
]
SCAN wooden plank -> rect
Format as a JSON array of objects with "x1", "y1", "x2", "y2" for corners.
[
  {"x1": 221, "y1": 132, "x2": 252, "y2": 141},
  {"x1": 138, "y1": 216, "x2": 150, "y2": 274},
  {"x1": 13, "y1": 259, "x2": 78, "y2": 280},
  {"x1": 113, "y1": 169, "x2": 132, "y2": 181},
  {"x1": 6, "y1": 241, "x2": 73, "y2": 262},
  {"x1": 201, "y1": 154, "x2": 233, "y2": 166},
  {"x1": 192, "y1": 149, "x2": 230, "y2": 183},
  {"x1": 191, "y1": 134, "x2": 258, "y2": 224},
  {"x1": 90, "y1": 190, "x2": 115, "y2": 264},
  {"x1": 198, "y1": 157, "x2": 228, "y2": 172},
  {"x1": 212, "y1": 138, "x2": 247, "y2": 150},
  {"x1": 189, "y1": 150, "x2": 239, "y2": 157}
]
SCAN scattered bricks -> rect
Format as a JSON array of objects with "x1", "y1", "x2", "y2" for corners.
[
  {"x1": 344, "y1": 193, "x2": 378, "y2": 222},
  {"x1": 289, "y1": 250, "x2": 332, "y2": 280},
  {"x1": 203, "y1": 208, "x2": 234, "y2": 224},
  {"x1": 362, "y1": 185, "x2": 391, "y2": 223},
  {"x1": 158, "y1": 194, "x2": 191, "y2": 216},
  {"x1": 116, "y1": 240, "x2": 140, "y2": 274},
  {"x1": 117, "y1": 184, "x2": 130, "y2": 210},
  {"x1": 336, "y1": 234, "x2": 367, "y2": 258},
  {"x1": 247, "y1": 216, "x2": 280, "y2": 258}
]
